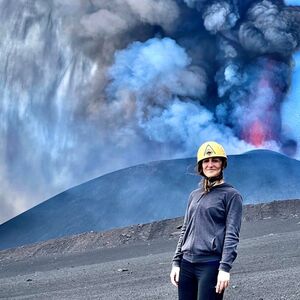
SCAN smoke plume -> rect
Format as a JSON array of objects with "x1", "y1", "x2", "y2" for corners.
[{"x1": 0, "y1": 0, "x2": 300, "y2": 223}]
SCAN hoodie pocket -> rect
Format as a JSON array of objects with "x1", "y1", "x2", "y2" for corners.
[
  {"x1": 211, "y1": 237, "x2": 217, "y2": 251},
  {"x1": 211, "y1": 234, "x2": 224, "y2": 254}
]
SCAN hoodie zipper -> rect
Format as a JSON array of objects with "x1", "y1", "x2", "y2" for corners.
[{"x1": 191, "y1": 192, "x2": 206, "y2": 255}]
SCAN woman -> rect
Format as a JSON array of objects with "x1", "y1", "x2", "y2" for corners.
[{"x1": 170, "y1": 141, "x2": 243, "y2": 300}]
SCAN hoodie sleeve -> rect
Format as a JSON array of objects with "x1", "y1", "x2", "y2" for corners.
[
  {"x1": 219, "y1": 192, "x2": 243, "y2": 272},
  {"x1": 172, "y1": 192, "x2": 194, "y2": 267}
]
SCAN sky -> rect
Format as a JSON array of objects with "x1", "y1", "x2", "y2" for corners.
[
  {"x1": 282, "y1": 51, "x2": 300, "y2": 143},
  {"x1": 285, "y1": 0, "x2": 300, "y2": 4},
  {"x1": 284, "y1": 0, "x2": 300, "y2": 140},
  {"x1": 279, "y1": 0, "x2": 300, "y2": 155}
]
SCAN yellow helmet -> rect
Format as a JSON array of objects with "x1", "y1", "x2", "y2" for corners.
[{"x1": 197, "y1": 141, "x2": 227, "y2": 174}]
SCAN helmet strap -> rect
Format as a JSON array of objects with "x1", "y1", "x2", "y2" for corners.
[
  {"x1": 207, "y1": 171, "x2": 223, "y2": 183},
  {"x1": 202, "y1": 171, "x2": 224, "y2": 193}
]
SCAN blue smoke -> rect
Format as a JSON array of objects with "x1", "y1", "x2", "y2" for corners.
[
  {"x1": 108, "y1": 38, "x2": 191, "y2": 92},
  {"x1": 107, "y1": 37, "x2": 251, "y2": 155}
]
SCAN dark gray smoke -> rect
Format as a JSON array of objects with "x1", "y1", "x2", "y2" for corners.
[
  {"x1": 0, "y1": 0, "x2": 300, "y2": 223},
  {"x1": 239, "y1": 1, "x2": 300, "y2": 54}
]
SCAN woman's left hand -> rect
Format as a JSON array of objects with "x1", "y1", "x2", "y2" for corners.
[{"x1": 215, "y1": 270, "x2": 230, "y2": 294}]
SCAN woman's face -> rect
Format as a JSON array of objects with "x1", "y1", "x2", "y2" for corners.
[{"x1": 202, "y1": 157, "x2": 223, "y2": 178}]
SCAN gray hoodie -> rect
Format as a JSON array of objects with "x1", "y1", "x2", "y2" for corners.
[{"x1": 172, "y1": 182, "x2": 243, "y2": 272}]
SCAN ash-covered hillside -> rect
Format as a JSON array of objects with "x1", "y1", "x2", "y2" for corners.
[
  {"x1": 0, "y1": 150, "x2": 300, "y2": 250},
  {"x1": 0, "y1": 199, "x2": 299, "y2": 262}
]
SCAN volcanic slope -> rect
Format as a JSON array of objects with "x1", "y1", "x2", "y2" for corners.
[
  {"x1": 0, "y1": 199, "x2": 299, "y2": 300},
  {"x1": 0, "y1": 149, "x2": 300, "y2": 250}
]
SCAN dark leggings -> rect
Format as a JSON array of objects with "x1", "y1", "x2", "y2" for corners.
[{"x1": 178, "y1": 259, "x2": 224, "y2": 300}]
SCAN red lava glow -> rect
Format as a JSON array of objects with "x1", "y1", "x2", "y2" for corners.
[
  {"x1": 243, "y1": 61, "x2": 278, "y2": 147},
  {"x1": 247, "y1": 120, "x2": 266, "y2": 147}
]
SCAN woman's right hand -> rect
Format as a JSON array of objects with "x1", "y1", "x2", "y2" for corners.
[{"x1": 170, "y1": 266, "x2": 180, "y2": 287}]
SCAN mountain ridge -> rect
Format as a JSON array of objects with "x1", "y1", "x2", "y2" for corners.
[{"x1": 1, "y1": 149, "x2": 300, "y2": 250}]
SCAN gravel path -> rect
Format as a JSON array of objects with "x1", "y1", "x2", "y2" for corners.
[{"x1": 0, "y1": 216, "x2": 299, "y2": 299}]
